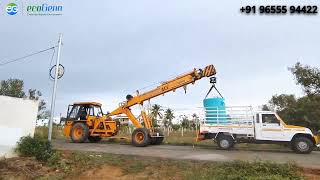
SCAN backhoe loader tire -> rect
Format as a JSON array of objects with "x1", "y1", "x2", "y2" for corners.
[
  {"x1": 70, "y1": 123, "x2": 89, "y2": 143},
  {"x1": 292, "y1": 137, "x2": 314, "y2": 154},
  {"x1": 217, "y1": 134, "x2": 234, "y2": 150},
  {"x1": 150, "y1": 129, "x2": 164, "y2": 145},
  {"x1": 132, "y1": 128, "x2": 150, "y2": 147},
  {"x1": 88, "y1": 136, "x2": 102, "y2": 143}
]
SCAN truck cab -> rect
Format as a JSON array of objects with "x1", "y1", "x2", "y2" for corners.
[
  {"x1": 198, "y1": 106, "x2": 320, "y2": 154},
  {"x1": 254, "y1": 111, "x2": 319, "y2": 153}
]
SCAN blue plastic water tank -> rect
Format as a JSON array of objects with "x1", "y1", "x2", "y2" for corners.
[{"x1": 203, "y1": 97, "x2": 228, "y2": 124}]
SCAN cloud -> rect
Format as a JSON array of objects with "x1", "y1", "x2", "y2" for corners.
[{"x1": 0, "y1": 0, "x2": 319, "y2": 116}]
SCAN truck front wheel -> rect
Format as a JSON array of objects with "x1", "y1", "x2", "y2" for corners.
[
  {"x1": 217, "y1": 135, "x2": 235, "y2": 150},
  {"x1": 292, "y1": 137, "x2": 314, "y2": 154}
]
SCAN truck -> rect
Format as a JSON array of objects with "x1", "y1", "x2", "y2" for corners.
[{"x1": 197, "y1": 103, "x2": 320, "y2": 154}]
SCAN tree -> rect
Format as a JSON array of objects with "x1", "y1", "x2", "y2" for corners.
[
  {"x1": 180, "y1": 115, "x2": 190, "y2": 136},
  {"x1": 26, "y1": 89, "x2": 49, "y2": 119},
  {"x1": 163, "y1": 108, "x2": 175, "y2": 135},
  {"x1": 150, "y1": 104, "x2": 163, "y2": 127},
  {"x1": 191, "y1": 113, "x2": 200, "y2": 131},
  {"x1": 261, "y1": 104, "x2": 271, "y2": 111},
  {"x1": 180, "y1": 115, "x2": 190, "y2": 129},
  {"x1": 289, "y1": 62, "x2": 320, "y2": 95},
  {"x1": 0, "y1": 79, "x2": 25, "y2": 98},
  {"x1": 267, "y1": 63, "x2": 320, "y2": 131},
  {"x1": 163, "y1": 108, "x2": 174, "y2": 128}
]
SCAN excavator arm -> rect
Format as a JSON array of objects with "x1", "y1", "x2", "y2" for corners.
[{"x1": 107, "y1": 64, "x2": 216, "y2": 129}]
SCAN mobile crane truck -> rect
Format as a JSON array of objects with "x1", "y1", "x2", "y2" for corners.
[{"x1": 63, "y1": 64, "x2": 216, "y2": 147}]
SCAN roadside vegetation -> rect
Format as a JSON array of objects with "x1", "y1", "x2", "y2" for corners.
[{"x1": 1, "y1": 136, "x2": 310, "y2": 179}]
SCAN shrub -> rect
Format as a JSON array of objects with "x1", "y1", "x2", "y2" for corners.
[{"x1": 16, "y1": 135, "x2": 53, "y2": 162}]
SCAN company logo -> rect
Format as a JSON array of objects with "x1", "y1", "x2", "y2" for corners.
[
  {"x1": 27, "y1": 4, "x2": 63, "y2": 16},
  {"x1": 6, "y1": 3, "x2": 18, "y2": 15}
]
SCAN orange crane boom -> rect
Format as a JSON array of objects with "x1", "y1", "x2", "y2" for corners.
[{"x1": 107, "y1": 64, "x2": 216, "y2": 130}]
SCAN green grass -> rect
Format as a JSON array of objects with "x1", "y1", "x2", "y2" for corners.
[
  {"x1": 51, "y1": 151, "x2": 303, "y2": 179},
  {"x1": 35, "y1": 125, "x2": 65, "y2": 140}
]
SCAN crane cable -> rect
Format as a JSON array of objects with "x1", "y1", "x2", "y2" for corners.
[
  {"x1": 0, "y1": 46, "x2": 56, "y2": 67},
  {"x1": 204, "y1": 84, "x2": 224, "y2": 99}
]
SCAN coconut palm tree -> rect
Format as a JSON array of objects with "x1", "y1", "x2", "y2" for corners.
[
  {"x1": 180, "y1": 115, "x2": 190, "y2": 136},
  {"x1": 192, "y1": 113, "x2": 200, "y2": 132},
  {"x1": 150, "y1": 104, "x2": 163, "y2": 127},
  {"x1": 163, "y1": 108, "x2": 175, "y2": 135}
]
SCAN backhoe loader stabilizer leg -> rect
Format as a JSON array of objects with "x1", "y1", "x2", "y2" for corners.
[
  {"x1": 123, "y1": 108, "x2": 143, "y2": 128},
  {"x1": 141, "y1": 111, "x2": 153, "y2": 130}
]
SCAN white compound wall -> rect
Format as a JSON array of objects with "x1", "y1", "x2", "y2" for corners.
[{"x1": 0, "y1": 96, "x2": 38, "y2": 157}]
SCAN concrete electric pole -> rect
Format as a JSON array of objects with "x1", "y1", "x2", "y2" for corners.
[{"x1": 48, "y1": 34, "x2": 63, "y2": 141}]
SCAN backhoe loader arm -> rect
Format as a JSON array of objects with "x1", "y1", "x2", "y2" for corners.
[{"x1": 107, "y1": 64, "x2": 216, "y2": 119}]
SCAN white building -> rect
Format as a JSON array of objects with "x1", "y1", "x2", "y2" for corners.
[{"x1": 0, "y1": 96, "x2": 38, "y2": 157}]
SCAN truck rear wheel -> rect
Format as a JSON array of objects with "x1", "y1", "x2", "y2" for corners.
[
  {"x1": 217, "y1": 135, "x2": 234, "y2": 150},
  {"x1": 70, "y1": 122, "x2": 89, "y2": 143},
  {"x1": 292, "y1": 137, "x2": 314, "y2": 154},
  {"x1": 150, "y1": 129, "x2": 164, "y2": 145},
  {"x1": 132, "y1": 128, "x2": 150, "y2": 147}
]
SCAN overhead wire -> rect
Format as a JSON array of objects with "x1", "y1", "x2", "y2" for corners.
[
  {"x1": 0, "y1": 46, "x2": 56, "y2": 67},
  {"x1": 48, "y1": 47, "x2": 56, "y2": 81}
]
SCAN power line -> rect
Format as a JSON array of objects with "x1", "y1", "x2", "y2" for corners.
[
  {"x1": 48, "y1": 47, "x2": 56, "y2": 81},
  {"x1": 49, "y1": 47, "x2": 56, "y2": 67},
  {"x1": 0, "y1": 46, "x2": 56, "y2": 67}
]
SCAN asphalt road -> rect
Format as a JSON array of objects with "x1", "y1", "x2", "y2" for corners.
[{"x1": 53, "y1": 140, "x2": 320, "y2": 168}]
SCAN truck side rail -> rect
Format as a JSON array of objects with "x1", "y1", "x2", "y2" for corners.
[{"x1": 201, "y1": 106, "x2": 255, "y2": 126}]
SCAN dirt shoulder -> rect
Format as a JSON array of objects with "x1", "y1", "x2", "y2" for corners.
[
  {"x1": 2, "y1": 150, "x2": 318, "y2": 180},
  {"x1": 53, "y1": 140, "x2": 320, "y2": 168}
]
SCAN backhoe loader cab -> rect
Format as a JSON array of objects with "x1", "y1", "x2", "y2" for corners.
[
  {"x1": 67, "y1": 102, "x2": 103, "y2": 121},
  {"x1": 63, "y1": 102, "x2": 119, "y2": 143}
]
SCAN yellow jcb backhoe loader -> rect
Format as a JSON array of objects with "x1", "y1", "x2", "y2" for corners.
[{"x1": 63, "y1": 64, "x2": 216, "y2": 146}]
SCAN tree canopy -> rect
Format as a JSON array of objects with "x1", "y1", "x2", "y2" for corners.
[
  {"x1": 150, "y1": 104, "x2": 163, "y2": 127},
  {"x1": 289, "y1": 62, "x2": 320, "y2": 95},
  {"x1": 163, "y1": 108, "x2": 174, "y2": 128},
  {"x1": 268, "y1": 62, "x2": 320, "y2": 131},
  {"x1": 0, "y1": 79, "x2": 25, "y2": 98}
]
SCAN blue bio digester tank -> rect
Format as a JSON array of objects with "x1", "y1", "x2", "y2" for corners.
[{"x1": 203, "y1": 97, "x2": 228, "y2": 124}]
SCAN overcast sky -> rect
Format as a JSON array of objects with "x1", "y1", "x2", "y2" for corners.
[{"x1": 1, "y1": 0, "x2": 319, "y2": 116}]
